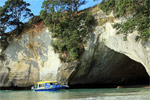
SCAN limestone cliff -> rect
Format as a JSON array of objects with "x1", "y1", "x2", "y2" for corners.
[
  {"x1": 0, "y1": 22, "x2": 62, "y2": 88},
  {"x1": 0, "y1": 7, "x2": 149, "y2": 89},
  {"x1": 67, "y1": 10, "x2": 150, "y2": 87}
]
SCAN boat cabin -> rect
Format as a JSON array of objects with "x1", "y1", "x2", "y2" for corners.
[{"x1": 36, "y1": 81, "x2": 58, "y2": 89}]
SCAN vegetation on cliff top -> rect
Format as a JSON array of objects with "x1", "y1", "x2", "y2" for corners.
[
  {"x1": 0, "y1": 0, "x2": 33, "y2": 36},
  {"x1": 40, "y1": 0, "x2": 96, "y2": 62},
  {"x1": 100, "y1": 0, "x2": 150, "y2": 40},
  {"x1": 0, "y1": 0, "x2": 34, "y2": 52}
]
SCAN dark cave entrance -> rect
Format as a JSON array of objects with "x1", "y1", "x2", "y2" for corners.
[{"x1": 68, "y1": 47, "x2": 150, "y2": 88}]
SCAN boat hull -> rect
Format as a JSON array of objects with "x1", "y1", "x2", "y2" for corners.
[
  {"x1": 33, "y1": 85, "x2": 67, "y2": 92},
  {"x1": 32, "y1": 81, "x2": 68, "y2": 92}
]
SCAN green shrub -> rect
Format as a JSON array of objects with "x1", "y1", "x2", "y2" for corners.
[
  {"x1": 101, "y1": 0, "x2": 150, "y2": 40},
  {"x1": 40, "y1": 0, "x2": 96, "y2": 62}
]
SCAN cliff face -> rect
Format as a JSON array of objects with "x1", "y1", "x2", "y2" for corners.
[
  {"x1": 67, "y1": 10, "x2": 150, "y2": 87},
  {"x1": 0, "y1": 22, "x2": 62, "y2": 88},
  {"x1": 0, "y1": 9, "x2": 149, "y2": 88}
]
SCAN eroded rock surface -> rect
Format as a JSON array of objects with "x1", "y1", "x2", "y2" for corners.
[
  {"x1": 67, "y1": 10, "x2": 150, "y2": 87},
  {"x1": 0, "y1": 22, "x2": 62, "y2": 88}
]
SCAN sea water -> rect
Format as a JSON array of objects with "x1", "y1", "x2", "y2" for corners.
[{"x1": 0, "y1": 88, "x2": 150, "y2": 100}]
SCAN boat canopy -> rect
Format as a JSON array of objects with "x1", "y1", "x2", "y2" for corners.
[{"x1": 37, "y1": 81, "x2": 58, "y2": 84}]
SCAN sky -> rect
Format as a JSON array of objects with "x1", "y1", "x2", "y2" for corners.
[{"x1": 0, "y1": 0, "x2": 102, "y2": 16}]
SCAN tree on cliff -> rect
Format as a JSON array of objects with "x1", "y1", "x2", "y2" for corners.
[
  {"x1": 1, "y1": 0, "x2": 33, "y2": 35},
  {"x1": 0, "y1": 6, "x2": 8, "y2": 36},
  {"x1": 40, "y1": 0, "x2": 86, "y2": 32},
  {"x1": 0, "y1": 6, "x2": 5, "y2": 35},
  {"x1": 40, "y1": 0, "x2": 96, "y2": 62},
  {"x1": 0, "y1": 0, "x2": 33, "y2": 53}
]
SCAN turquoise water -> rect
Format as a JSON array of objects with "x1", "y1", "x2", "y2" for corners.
[{"x1": 0, "y1": 88, "x2": 150, "y2": 100}]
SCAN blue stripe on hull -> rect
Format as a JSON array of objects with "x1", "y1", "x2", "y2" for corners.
[{"x1": 33, "y1": 84, "x2": 68, "y2": 92}]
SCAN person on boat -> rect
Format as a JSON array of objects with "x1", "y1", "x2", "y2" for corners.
[{"x1": 35, "y1": 84, "x2": 37, "y2": 88}]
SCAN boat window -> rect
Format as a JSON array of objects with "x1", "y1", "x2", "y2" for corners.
[
  {"x1": 39, "y1": 84, "x2": 44, "y2": 88},
  {"x1": 55, "y1": 83, "x2": 58, "y2": 85},
  {"x1": 47, "y1": 83, "x2": 50, "y2": 85}
]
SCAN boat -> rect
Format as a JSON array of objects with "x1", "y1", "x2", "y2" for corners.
[{"x1": 31, "y1": 81, "x2": 68, "y2": 92}]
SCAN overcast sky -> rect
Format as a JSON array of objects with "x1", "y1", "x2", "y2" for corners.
[{"x1": 0, "y1": 0, "x2": 102, "y2": 16}]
